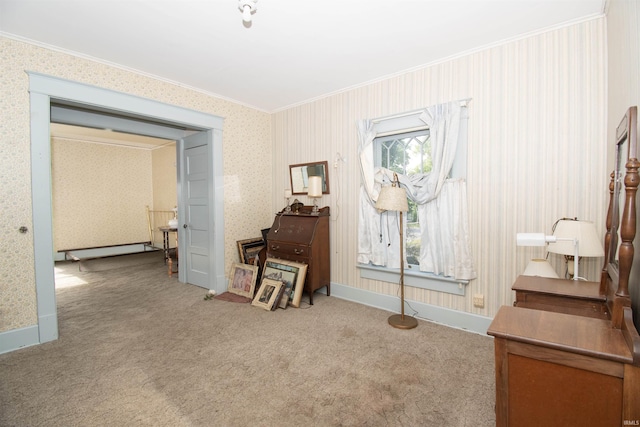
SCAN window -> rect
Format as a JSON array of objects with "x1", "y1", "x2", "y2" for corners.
[
  {"x1": 374, "y1": 129, "x2": 431, "y2": 266},
  {"x1": 357, "y1": 101, "x2": 476, "y2": 294}
]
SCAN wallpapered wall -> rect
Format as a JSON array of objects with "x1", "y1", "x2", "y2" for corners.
[
  {"x1": 272, "y1": 17, "x2": 608, "y2": 320},
  {"x1": 52, "y1": 138, "x2": 154, "y2": 251},
  {"x1": 152, "y1": 144, "x2": 178, "y2": 217},
  {"x1": 0, "y1": 37, "x2": 272, "y2": 332}
]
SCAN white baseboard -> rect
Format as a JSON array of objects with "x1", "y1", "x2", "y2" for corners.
[
  {"x1": 0, "y1": 325, "x2": 40, "y2": 355},
  {"x1": 320, "y1": 282, "x2": 493, "y2": 336}
]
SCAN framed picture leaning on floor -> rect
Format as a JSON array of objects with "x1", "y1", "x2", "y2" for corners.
[
  {"x1": 251, "y1": 278, "x2": 283, "y2": 310},
  {"x1": 228, "y1": 262, "x2": 259, "y2": 298}
]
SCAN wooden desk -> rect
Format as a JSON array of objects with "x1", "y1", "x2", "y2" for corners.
[
  {"x1": 266, "y1": 206, "x2": 330, "y2": 305},
  {"x1": 487, "y1": 306, "x2": 640, "y2": 426},
  {"x1": 512, "y1": 275, "x2": 608, "y2": 319}
]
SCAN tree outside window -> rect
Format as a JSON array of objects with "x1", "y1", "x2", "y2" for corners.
[{"x1": 375, "y1": 130, "x2": 431, "y2": 266}]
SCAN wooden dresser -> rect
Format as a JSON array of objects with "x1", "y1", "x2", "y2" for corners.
[
  {"x1": 488, "y1": 107, "x2": 640, "y2": 426},
  {"x1": 266, "y1": 206, "x2": 330, "y2": 305}
]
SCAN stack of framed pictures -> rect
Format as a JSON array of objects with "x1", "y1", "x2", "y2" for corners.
[
  {"x1": 236, "y1": 237, "x2": 265, "y2": 266},
  {"x1": 252, "y1": 258, "x2": 307, "y2": 309}
]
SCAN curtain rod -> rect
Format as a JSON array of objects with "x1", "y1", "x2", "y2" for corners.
[{"x1": 371, "y1": 98, "x2": 472, "y2": 124}]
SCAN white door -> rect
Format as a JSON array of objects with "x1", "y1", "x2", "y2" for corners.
[{"x1": 181, "y1": 131, "x2": 213, "y2": 288}]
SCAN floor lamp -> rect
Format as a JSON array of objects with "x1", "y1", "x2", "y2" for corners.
[{"x1": 376, "y1": 173, "x2": 418, "y2": 329}]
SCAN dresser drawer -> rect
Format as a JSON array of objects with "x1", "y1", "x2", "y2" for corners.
[{"x1": 267, "y1": 241, "x2": 309, "y2": 258}]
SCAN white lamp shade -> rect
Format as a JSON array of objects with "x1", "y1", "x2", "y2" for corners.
[
  {"x1": 376, "y1": 184, "x2": 408, "y2": 212},
  {"x1": 522, "y1": 258, "x2": 559, "y2": 278},
  {"x1": 547, "y1": 220, "x2": 604, "y2": 257},
  {"x1": 307, "y1": 176, "x2": 323, "y2": 197}
]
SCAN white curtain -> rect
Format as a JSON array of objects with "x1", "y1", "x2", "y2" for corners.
[{"x1": 357, "y1": 101, "x2": 476, "y2": 280}]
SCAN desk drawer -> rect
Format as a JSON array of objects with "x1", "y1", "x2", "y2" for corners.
[
  {"x1": 268, "y1": 241, "x2": 309, "y2": 258},
  {"x1": 514, "y1": 291, "x2": 610, "y2": 319}
]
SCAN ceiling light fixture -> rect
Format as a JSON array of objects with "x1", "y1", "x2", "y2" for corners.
[{"x1": 238, "y1": 0, "x2": 257, "y2": 24}]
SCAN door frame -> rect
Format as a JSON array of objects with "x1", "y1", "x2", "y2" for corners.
[{"x1": 28, "y1": 72, "x2": 225, "y2": 344}]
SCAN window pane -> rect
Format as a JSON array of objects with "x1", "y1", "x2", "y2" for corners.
[
  {"x1": 374, "y1": 129, "x2": 429, "y2": 267},
  {"x1": 405, "y1": 199, "x2": 420, "y2": 266}
]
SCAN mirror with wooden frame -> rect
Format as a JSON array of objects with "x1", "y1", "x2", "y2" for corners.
[{"x1": 289, "y1": 161, "x2": 330, "y2": 195}]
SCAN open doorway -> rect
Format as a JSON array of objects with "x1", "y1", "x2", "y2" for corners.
[
  {"x1": 29, "y1": 72, "x2": 226, "y2": 346},
  {"x1": 50, "y1": 122, "x2": 179, "y2": 286}
]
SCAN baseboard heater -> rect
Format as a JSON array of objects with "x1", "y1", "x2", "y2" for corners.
[{"x1": 56, "y1": 242, "x2": 157, "y2": 263}]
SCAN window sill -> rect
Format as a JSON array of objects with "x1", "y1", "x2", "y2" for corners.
[{"x1": 358, "y1": 263, "x2": 468, "y2": 296}]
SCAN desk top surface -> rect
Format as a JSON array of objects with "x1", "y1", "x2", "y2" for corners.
[
  {"x1": 487, "y1": 305, "x2": 633, "y2": 364},
  {"x1": 512, "y1": 275, "x2": 605, "y2": 301}
]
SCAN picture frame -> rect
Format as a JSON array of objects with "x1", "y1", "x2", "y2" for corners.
[
  {"x1": 227, "y1": 262, "x2": 259, "y2": 298},
  {"x1": 237, "y1": 237, "x2": 265, "y2": 265},
  {"x1": 262, "y1": 258, "x2": 307, "y2": 308},
  {"x1": 261, "y1": 227, "x2": 271, "y2": 243},
  {"x1": 251, "y1": 278, "x2": 283, "y2": 311}
]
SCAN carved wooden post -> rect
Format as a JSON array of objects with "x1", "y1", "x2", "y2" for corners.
[
  {"x1": 601, "y1": 170, "x2": 616, "y2": 295},
  {"x1": 614, "y1": 157, "x2": 639, "y2": 327}
]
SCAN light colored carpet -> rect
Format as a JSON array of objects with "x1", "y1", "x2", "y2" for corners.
[
  {"x1": 0, "y1": 254, "x2": 496, "y2": 426},
  {"x1": 77, "y1": 250, "x2": 165, "y2": 272}
]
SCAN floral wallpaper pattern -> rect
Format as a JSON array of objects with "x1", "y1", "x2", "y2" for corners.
[{"x1": 0, "y1": 36, "x2": 272, "y2": 332}]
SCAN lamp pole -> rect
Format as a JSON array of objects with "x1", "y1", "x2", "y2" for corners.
[{"x1": 388, "y1": 208, "x2": 418, "y2": 329}]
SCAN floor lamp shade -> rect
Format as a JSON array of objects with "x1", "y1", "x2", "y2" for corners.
[
  {"x1": 375, "y1": 174, "x2": 417, "y2": 329},
  {"x1": 376, "y1": 185, "x2": 408, "y2": 212}
]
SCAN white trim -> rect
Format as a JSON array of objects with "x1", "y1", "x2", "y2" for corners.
[
  {"x1": 0, "y1": 325, "x2": 40, "y2": 355},
  {"x1": 319, "y1": 283, "x2": 492, "y2": 336},
  {"x1": 358, "y1": 264, "x2": 468, "y2": 296},
  {"x1": 26, "y1": 72, "x2": 225, "y2": 350},
  {"x1": 28, "y1": 72, "x2": 223, "y2": 130}
]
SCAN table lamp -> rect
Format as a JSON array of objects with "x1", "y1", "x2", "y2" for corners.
[
  {"x1": 307, "y1": 176, "x2": 322, "y2": 215},
  {"x1": 547, "y1": 219, "x2": 603, "y2": 280},
  {"x1": 522, "y1": 258, "x2": 559, "y2": 278}
]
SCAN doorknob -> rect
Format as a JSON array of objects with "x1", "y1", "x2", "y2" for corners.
[{"x1": 183, "y1": 224, "x2": 188, "y2": 228}]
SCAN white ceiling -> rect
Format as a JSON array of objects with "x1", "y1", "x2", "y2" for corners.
[{"x1": 1, "y1": 0, "x2": 606, "y2": 113}]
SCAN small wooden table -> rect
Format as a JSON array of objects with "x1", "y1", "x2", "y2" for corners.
[
  {"x1": 512, "y1": 275, "x2": 608, "y2": 319},
  {"x1": 159, "y1": 226, "x2": 178, "y2": 276}
]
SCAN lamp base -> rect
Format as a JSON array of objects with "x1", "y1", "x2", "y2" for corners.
[{"x1": 388, "y1": 314, "x2": 418, "y2": 329}]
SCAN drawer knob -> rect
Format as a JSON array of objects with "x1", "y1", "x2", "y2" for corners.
[
  {"x1": 294, "y1": 248, "x2": 304, "y2": 255},
  {"x1": 270, "y1": 245, "x2": 280, "y2": 251}
]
